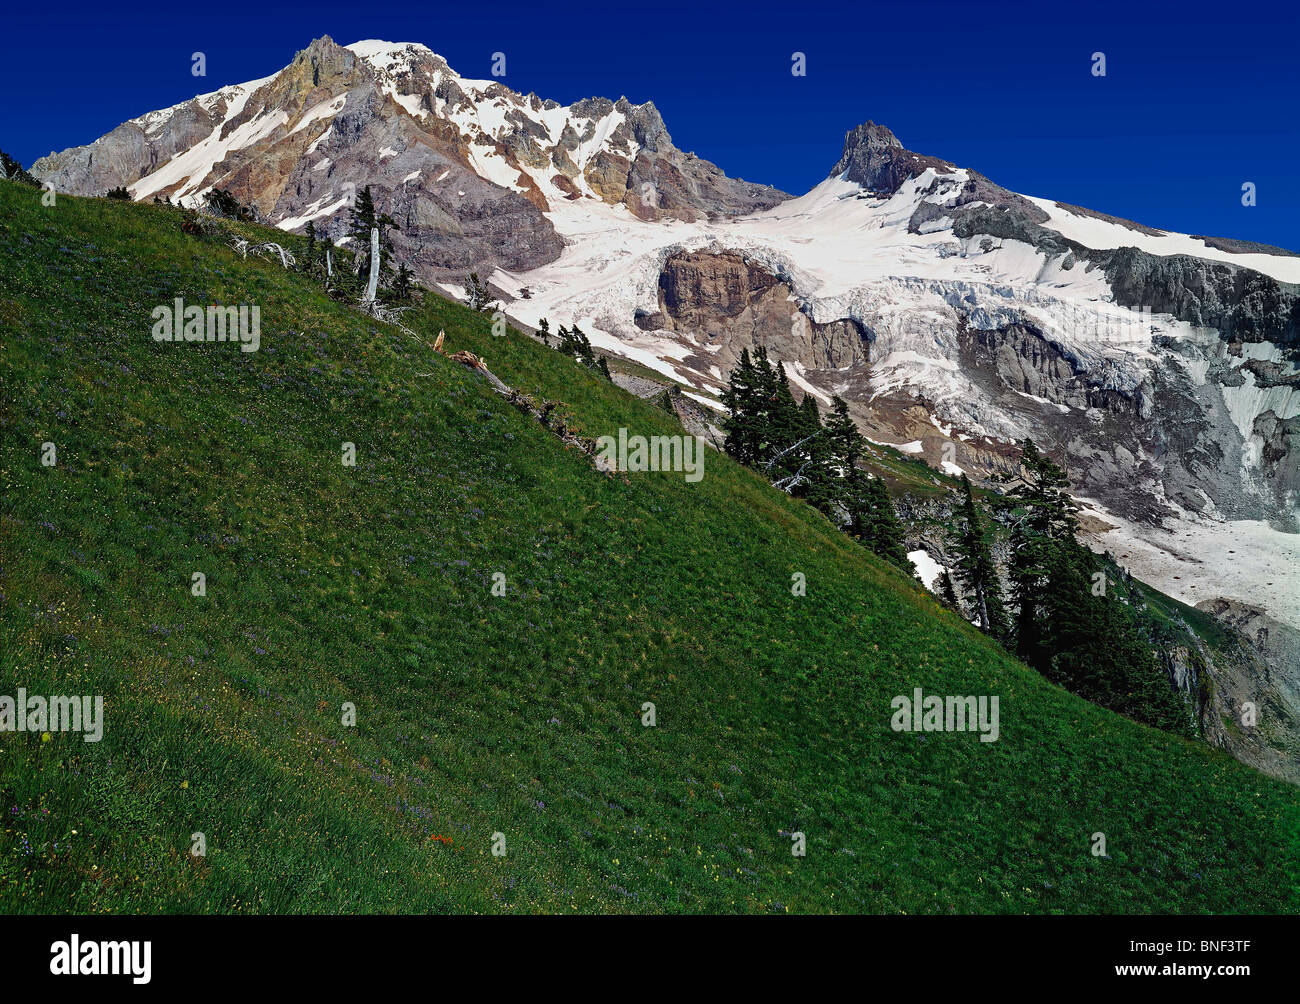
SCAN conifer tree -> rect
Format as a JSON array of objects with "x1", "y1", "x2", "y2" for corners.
[
  {"x1": 792, "y1": 395, "x2": 828, "y2": 498},
  {"x1": 822, "y1": 396, "x2": 864, "y2": 475},
  {"x1": 750, "y1": 347, "x2": 782, "y2": 464},
  {"x1": 1037, "y1": 542, "x2": 1191, "y2": 735},
  {"x1": 0, "y1": 150, "x2": 39, "y2": 186},
  {"x1": 1003, "y1": 439, "x2": 1078, "y2": 664},
  {"x1": 722, "y1": 348, "x2": 763, "y2": 466},
  {"x1": 798, "y1": 395, "x2": 821, "y2": 439},
  {"x1": 861, "y1": 474, "x2": 910, "y2": 568},
  {"x1": 464, "y1": 271, "x2": 496, "y2": 312},
  {"x1": 772, "y1": 362, "x2": 802, "y2": 441},
  {"x1": 389, "y1": 261, "x2": 415, "y2": 302},
  {"x1": 551, "y1": 322, "x2": 611, "y2": 379},
  {"x1": 204, "y1": 187, "x2": 253, "y2": 219},
  {"x1": 842, "y1": 471, "x2": 908, "y2": 568},
  {"x1": 939, "y1": 565, "x2": 961, "y2": 611},
  {"x1": 802, "y1": 395, "x2": 860, "y2": 514},
  {"x1": 998, "y1": 439, "x2": 1187, "y2": 733},
  {"x1": 951, "y1": 474, "x2": 1009, "y2": 638},
  {"x1": 766, "y1": 361, "x2": 811, "y2": 489},
  {"x1": 304, "y1": 221, "x2": 321, "y2": 279}
]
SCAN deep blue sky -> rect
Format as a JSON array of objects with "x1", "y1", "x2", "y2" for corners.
[{"x1": 3, "y1": 0, "x2": 1296, "y2": 249}]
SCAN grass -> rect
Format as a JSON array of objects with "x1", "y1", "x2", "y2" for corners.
[{"x1": 1, "y1": 183, "x2": 1298, "y2": 914}]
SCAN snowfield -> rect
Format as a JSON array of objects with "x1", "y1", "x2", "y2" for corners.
[
  {"x1": 494, "y1": 169, "x2": 1207, "y2": 422},
  {"x1": 1079, "y1": 507, "x2": 1300, "y2": 631}
]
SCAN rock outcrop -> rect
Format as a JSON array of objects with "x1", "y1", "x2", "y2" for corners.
[
  {"x1": 635, "y1": 250, "x2": 869, "y2": 371},
  {"x1": 1187, "y1": 599, "x2": 1300, "y2": 784}
]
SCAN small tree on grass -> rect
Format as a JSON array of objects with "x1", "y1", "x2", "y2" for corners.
[
  {"x1": 204, "y1": 187, "x2": 259, "y2": 219},
  {"x1": 554, "y1": 323, "x2": 612, "y2": 381},
  {"x1": 465, "y1": 272, "x2": 496, "y2": 312},
  {"x1": 850, "y1": 472, "x2": 910, "y2": 569},
  {"x1": 387, "y1": 261, "x2": 415, "y2": 302}
]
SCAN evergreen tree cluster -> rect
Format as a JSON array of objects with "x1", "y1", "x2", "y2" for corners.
[
  {"x1": 549, "y1": 319, "x2": 612, "y2": 380},
  {"x1": 951, "y1": 473, "x2": 1010, "y2": 639},
  {"x1": 203, "y1": 187, "x2": 261, "y2": 220},
  {"x1": 0, "y1": 150, "x2": 39, "y2": 186},
  {"x1": 999, "y1": 440, "x2": 1189, "y2": 733},
  {"x1": 298, "y1": 193, "x2": 413, "y2": 304},
  {"x1": 300, "y1": 220, "x2": 357, "y2": 300},
  {"x1": 389, "y1": 261, "x2": 415, "y2": 302},
  {"x1": 720, "y1": 347, "x2": 908, "y2": 569},
  {"x1": 719, "y1": 343, "x2": 1187, "y2": 733},
  {"x1": 948, "y1": 440, "x2": 1190, "y2": 735}
]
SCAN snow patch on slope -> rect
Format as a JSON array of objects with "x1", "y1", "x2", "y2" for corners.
[
  {"x1": 129, "y1": 76, "x2": 281, "y2": 202},
  {"x1": 1026, "y1": 197, "x2": 1300, "y2": 285}
]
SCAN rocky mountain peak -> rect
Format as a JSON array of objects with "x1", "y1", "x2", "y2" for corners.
[
  {"x1": 843, "y1": 120, "x2": 903, "y2": 152},
  {"x1": 831, "y1": 120, "x2": 954, "y2": 194},
  {"x1": 615, "y1": 98, "x2": 670, "y2": 153},
  {"x1": 295, "y1": 35, "x2": 358, "y2": 78}
]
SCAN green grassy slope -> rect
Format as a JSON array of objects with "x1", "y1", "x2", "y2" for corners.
[{"x1": 2, "y1": 184, "x2": 1298, "y2": 914}]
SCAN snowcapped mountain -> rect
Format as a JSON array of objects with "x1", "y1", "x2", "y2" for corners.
[
  {"x1": 30, "y1": 36, "x2": 1299, "y2": 629},
  {"x1": 496, "y1": 125, "x2": 1300, "y2": 631},
  {"x1": 32, "y1": 36, "x2": 784, "y2": 277}
]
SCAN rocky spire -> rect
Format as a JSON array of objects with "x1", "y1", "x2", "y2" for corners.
[
  {"x1": 830, "y1": 120, "x2": 952, "y2": 194},
  {"x1": 616, "y1": 98, "x2": 671, "y2": 153}
]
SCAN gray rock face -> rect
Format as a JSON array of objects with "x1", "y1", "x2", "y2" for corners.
[
  {"x1": 32, "y1": 96, "x2": 236, "y2": 198},
  {"x1": 1191, "y1": 234, "x2": 1300, "y2": 258},
  {"x1": 831, "y1": 121, "x2": 944, "y2": 194},
  {"x1": 947, "y1": 200, "x2": 1300, "y2": 354},
  {"x1": 834, "y1": 122, "x2": 1049, "y2": 227},
  {"x1": 934, "y1": 192, "x2": 1300, "y2": 529},
  {"x1": 960, "y1": 321, "x2": 1147, "y2": 416},
  {"x1": 30, "y1": 36, "x2": 786, "y2": 282},
  {"x1": 1189, "y1": 599, "x2": 1300, "y2": 784},
  {"x1": 952, "y1": 315, "x2": 1281, "y2": 526},
  {"x1": 1098, "y1": 248, "x2": 1300, "y2": 349}
]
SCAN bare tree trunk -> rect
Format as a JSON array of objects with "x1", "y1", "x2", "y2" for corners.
[{"x1": 364, "y1": 227, "x2": 380, "y2": 302}]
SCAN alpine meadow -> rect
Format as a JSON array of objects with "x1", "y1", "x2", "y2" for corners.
[{"x1": 1, "y1": 4, "x2": 1298, "y2": 966}]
